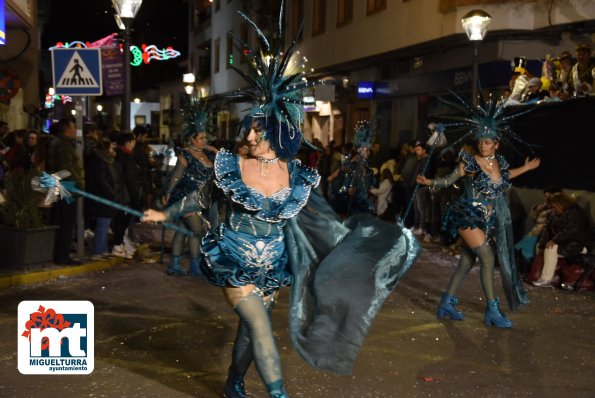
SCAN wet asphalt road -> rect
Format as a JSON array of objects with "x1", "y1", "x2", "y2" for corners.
[{"x1": 0, "y1": 242, "x2": 593, "y2": 398}]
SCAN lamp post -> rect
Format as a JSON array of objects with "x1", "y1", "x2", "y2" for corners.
[
  {"x1": 183, "y1": 73, "x2": 196, "y2": 95},
  {"x1": 113, "y1": 0, "x2": 143, "y2": 132},
  {"x1": 461, "y1": 9, "x2": 491, "y2": 105}
]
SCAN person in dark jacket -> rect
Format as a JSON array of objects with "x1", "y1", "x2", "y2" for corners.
[
  {"x1": 112, "y1": 132, "x2": 141, "y2": 258},
  {"x1": 133, "y1": 125, "x2": 153, "y2": 208},
  {"x1": 46, "y1": 117, "x2": 84, "y2": 265},
  {"x1": 86, "y1": 137, "x2": 129, "y2": 259},
  {"x1": 533, "y1": 193, "x2": 594, "y2": 287}
]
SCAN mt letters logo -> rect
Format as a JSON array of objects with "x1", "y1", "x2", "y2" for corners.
[{"x1": 18, "y1": 301, "x2": 94, "y2": 374}]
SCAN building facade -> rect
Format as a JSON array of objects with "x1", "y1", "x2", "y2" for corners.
[{"x1": 188, "y1": 0, "x2": 594, "y2": 149}]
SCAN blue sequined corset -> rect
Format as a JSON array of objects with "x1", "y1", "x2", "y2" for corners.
[
  {"x1": 201, "y1": 149, "x2": 320, "y2": 294},
  {"x1": 443, "y1": 151, "x2": 511, "y2": 239},
  {"x1": 459, "y1": 151, "x2": 511, "y2": 202},
  {"x1": 168, "y1": 149, "x2": 215, "y2": 205}
]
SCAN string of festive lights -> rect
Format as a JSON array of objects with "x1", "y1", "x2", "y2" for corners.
[
  {"x1": 131, "y1": 44, "x2": 181, "y2": 65},
  {"x1": 45, "y1": 93, "x2": 72, "y2": 109},
  {"x1": 50, "y1": 41, "x2": 181, "y2": 66}
]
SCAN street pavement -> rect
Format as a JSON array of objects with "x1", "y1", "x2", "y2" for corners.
[{"x1": 0, "y1": 241, "x2": 593, "y2": 398}]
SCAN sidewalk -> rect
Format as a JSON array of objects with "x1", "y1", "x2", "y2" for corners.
[{"x1": 0, "y1": 243, "x2": 159, "y2": 289}]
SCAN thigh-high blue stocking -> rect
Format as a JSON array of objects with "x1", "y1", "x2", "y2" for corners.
[
  {"x1": 473, "y1": 240, "x2": 496, "y2": 301},
  {"x1": 181, "y1": 213, "x2": 203, "y2": 258},
  {"x1": 229, "y1": 295, "x2": 274, "y2": 378},
  {"x1": 232, "y1": 291, "x2": 282, "y2": 392},
  {"x1": 446, "y1": 245, "x2": 476, "y2": 296}
]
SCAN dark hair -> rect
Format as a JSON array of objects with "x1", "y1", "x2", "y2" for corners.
[
  {"x1": 381, "y1": 168, "x2": 394, "y2": 183},
  {"x1": 240, "y1": 114, "x2": 302, "y2": 159},
  {"x1": 133, "y1": 125, "x2": 149, "y2": 138},
  {"x1": 116, "y1": 132, "x2": 135, "y2": 146},
  {"x1": 55, "y1": 117, "x2": 75, "y2": 136}
]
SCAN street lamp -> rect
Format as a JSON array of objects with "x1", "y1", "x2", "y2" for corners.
[
  {"x1": 461, "y1": 9, "x2": 491, "y2": 105},
  {"x1": 113, "y1": 0, "x2": 143, "y2": 132},
  {"x1": 183, "y1": 73, "x2": 195, "y2": 95}
]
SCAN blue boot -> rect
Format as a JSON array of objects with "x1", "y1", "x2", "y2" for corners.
[
  {"x1": 436, "y1": 293, "x2": 464, "y2": 320},
  {"x1": 223, "y1": 375, "x2": 248, "y2": 398},
  {"x1": 484, "y1": 298, "x2": 513, "y2": 328},
  {"x1": 166, "y1": 256, "x2": 187, "y2": 276},
  {"x1": 189, "y1": 256, "x2": 203, "y2": 277},
  {"x1": 267, "y1": 380, "x2": 288, "y2": 398}
]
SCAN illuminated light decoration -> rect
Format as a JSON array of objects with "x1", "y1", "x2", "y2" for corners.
[
  {"x1": 44, "y1": 94, "x2": 53, "y2": 109},
  {"x1": 130, "y1": 45, "x2": 144, "y2": 66},
  {"x1": 50, "y1": 41, "x2": 92, "y2": 49},
  {"x1": 51, "y1": 41, "x2": 181, "y2": 66},
  {"x1": 46, "y1": 94, "x2": 73, "y2": 108},
  {"x1": 127, "y1": 44, "x2": 182, "y2": 66},
  {"x1": 139, "y1": 44, "x2": 181, "y2": 64}
]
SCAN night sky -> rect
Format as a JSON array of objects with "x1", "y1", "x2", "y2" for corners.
[{"x1": 41, "y1": 0, "x2": 188, "y2": 91}]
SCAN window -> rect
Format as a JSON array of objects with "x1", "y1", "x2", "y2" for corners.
[
  {"x1": 291, "y1": 0, "x2": 304, "y2": 41},
  {"x1": 336, "y1": 0, "x2": 353, "y2": 27},
  {"x1": 198, "y1": 43, "x2": 210, "y2": 81},
  {"x1": 312, "y1": 0, "x2": 326, "y2": 36},
  {"x1": 366, "y1": 0, "x2": 386, "y2": 15},
  {"x1": 226, "y1": 33, "x2": 233, "y2": 68},
  {"x1": 214, "y1": 38, "x2": 220, "y2": 73}
]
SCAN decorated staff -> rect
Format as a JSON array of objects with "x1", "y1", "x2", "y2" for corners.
[{"x1": 33, "y1": 171, "x2": 194, "y2": 237}]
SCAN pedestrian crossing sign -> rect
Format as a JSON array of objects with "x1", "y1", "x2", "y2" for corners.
[{"x1": 51, "y1": 48, "x2": 102, "y2": 96}]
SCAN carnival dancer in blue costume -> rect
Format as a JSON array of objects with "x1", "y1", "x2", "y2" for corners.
[
  {"x1": 143, "y1": 2, "x2": 420, "y2": 397},
  {"x1": 328, "y1": 119, "x2": 375, "y2": 216},
  {"x1": 416, "y1": 91, "x2": 540, "y2": 328},
  {"x1": 161, "y1": 96, "x2": 218, "y2": 276}
]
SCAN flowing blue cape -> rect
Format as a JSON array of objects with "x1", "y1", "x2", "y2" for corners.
[{"x1": 285, "y1": 189, "x2": 420, "y2": 374}]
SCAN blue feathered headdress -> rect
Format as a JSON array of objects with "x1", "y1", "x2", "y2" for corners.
[
  {"x1": 353, "y1": 118, "x2": 377, "y2": 148},
  {"x1": 433, "y1": 90, "x2": 537, "y2": 154},
  {"x1": 181, "y1": 94, "x2": 211, "y2": 140},
  {"x1": 226, "y1": 0, "x2": 331, "y2": 159}
]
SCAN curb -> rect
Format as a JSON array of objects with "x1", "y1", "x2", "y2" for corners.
[{"x1": 0, "y1": 257, "x2": 127, "y2": 289}]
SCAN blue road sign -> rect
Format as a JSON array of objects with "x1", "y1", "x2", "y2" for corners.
[{"x1": 52, "y1": 48, "x2": 102, "y2": 96}]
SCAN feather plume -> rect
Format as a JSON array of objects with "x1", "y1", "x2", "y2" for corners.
[
  {"x1": 432, "y1": 90, "x2": 538, "y2": 155},
  {"x1": 227, "y1": 0, "x2": 332, "y2": 158}
]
